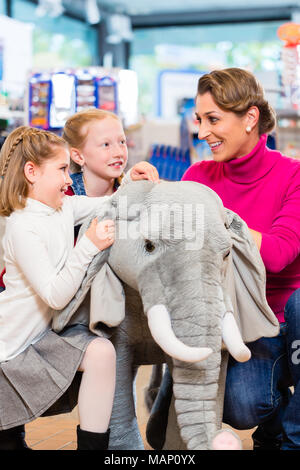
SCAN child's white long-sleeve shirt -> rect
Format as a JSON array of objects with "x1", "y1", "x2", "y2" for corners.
[{"x1": 0, "y1": 194, "x2": 114, "y2": 362}]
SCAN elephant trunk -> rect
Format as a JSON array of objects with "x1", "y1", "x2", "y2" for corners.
[
  {"x1": 146, "y1": 300, "x2": 222, "y2": 450},
  {"x1": 172, "y1": 348, "x2": 222, "y2": 449}
]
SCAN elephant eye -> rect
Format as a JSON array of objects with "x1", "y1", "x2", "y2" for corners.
[
  {"x1": 145, "y1": 240, "x2": 156, "y2": 253},
  {"x1": 224, "y1": 251, "x2": 230, "y2": 259}
]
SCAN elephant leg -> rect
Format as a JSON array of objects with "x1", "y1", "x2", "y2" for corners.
[
  {"x1": 144, "y1": 364, "x2": 164, "y2": 413},
  {"x1": 162, "y1": 361, "x2": 186, "y2": 451},
  {"x1": 146, "y1": 365, "x2": 172, "y2": 449},
  {"x1": 108, "y1": 332, "x2": 144, "y2": 450}
]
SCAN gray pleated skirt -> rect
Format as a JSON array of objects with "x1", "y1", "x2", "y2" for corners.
[{"x1": 0, "y1": 324, "x2": 97, "y2": 430}]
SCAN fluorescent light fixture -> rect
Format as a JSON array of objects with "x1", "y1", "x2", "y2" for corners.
[
  {"x1": 35, "y1": 0, "x2": 64, "y2": 18},
  {"x1": 86, "y1": 0, "x2": 101, "y2": 25},
  {"x1": 106, "y1": 14, "x2": 133, "y2": 44}
]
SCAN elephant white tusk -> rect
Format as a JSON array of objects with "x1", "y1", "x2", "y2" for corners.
[
  {"x1": 222, "y1": 312, "x2": 251, "y2": 362},
  {"x1": 147, "y1": 305, "x2": 213, "y2": 363}
]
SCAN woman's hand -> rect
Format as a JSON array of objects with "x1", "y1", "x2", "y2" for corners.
[
  {"x1": 85, "y1": 218, "x2": 115, "y2": 251},
  {"x1": 130, "y1": 161, "x2": 160, "y2": 182}
]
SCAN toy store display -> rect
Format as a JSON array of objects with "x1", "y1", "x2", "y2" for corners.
[
  {"x1": 148, "y1": 144, "x2": 191, "y2": 181},
  {"x1": 28, "y1": 67, "x2": 130, "y2": 131},
  {"x1": 96, "y1": 76, "x2": 118, "y2": 113},
  {"x1": 274, "y1": 22, "x2": 300, "y2": 159},
  {"x1": 29, "y1": 75, "x2": 52, "y2": 129},
  {"x1": 75, "y1": 71, "x2": 96, "y2": 111},
  {"x1": 277, "y1": 22, "x2": 300, "y2": 111}
]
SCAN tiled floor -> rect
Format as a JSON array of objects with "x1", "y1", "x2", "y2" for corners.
[{"x1": 24, "y1": 365, "x2": 254, "y2": 450}]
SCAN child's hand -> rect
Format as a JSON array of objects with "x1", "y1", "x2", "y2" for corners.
[
  {"x1": 130, "y1": 161, "x2": 160, "y2": 182},
  {"x1": 85, "y1": 218, "x2": 115, "y2": 251}
]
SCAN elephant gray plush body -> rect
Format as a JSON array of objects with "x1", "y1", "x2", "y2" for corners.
[{"x1": 52, "y1": 180, "x2": 279, "y2": 450}]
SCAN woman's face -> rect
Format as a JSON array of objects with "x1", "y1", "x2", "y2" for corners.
[{"x1": 195, "y1": 92, "x2": 259, "y2": 162}]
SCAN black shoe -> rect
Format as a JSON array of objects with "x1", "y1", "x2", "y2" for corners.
[
  {"x1": 0, "y1": 425, "x2": 31, "y2": 450},
  {"x1": 252, "y1": 426, "x2": 282, "y2": 451},
  {"x1": 76, "y1": 426, "x2": 110, "y2": 450}
]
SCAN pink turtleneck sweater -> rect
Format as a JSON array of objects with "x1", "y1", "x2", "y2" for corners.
[{"x1": 182, "y1": 134, "x2": 300, "y2": 323}]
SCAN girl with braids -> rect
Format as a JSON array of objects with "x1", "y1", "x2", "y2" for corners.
[
  {"x1": 0, "y1": 125, "x2": 157, "y2": 450},
  {"x1": 0, "y1": 109, "x2": 158, "y2": 287}
]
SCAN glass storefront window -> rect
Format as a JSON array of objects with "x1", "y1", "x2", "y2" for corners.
[
  {"x1": 130, "y1": 21, "x2": 283, "y2": 116},
  {"x1": 0, "y1": 0, "x2": 6, "y2": 15},
  {"x1": 12, "y1": 0, "x2": 98, "y2": 68}
]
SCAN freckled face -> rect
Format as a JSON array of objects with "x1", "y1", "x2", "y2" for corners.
[
  {"x1": 80, "y1": 117, "x2": 128, "y2": 180},
  {"x1": 195, "y1": 92, "x2": 257, "y2": 162}
]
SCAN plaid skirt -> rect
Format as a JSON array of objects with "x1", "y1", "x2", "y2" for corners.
[{"x1": 0, "y1": 324, "x2": 97, "y2": 430}]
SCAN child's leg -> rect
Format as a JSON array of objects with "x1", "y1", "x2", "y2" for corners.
[{"x1": 78, "y1": 338, "x2": 116, "y2": 433}]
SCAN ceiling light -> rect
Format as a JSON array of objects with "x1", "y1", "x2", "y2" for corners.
[
  {"x1": 86, "y1": 0, "x2": 101, "y2": 25},
  {"x1": 106, "y1": 14, "x2": 133, "y2": 44},
  {"x1": 35, "y1": 0, "x2": 64, "y2": 18}
]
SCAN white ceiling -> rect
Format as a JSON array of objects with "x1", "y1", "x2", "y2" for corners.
[{"x1": 97, "y1": 0, "x2": 300, "y2": 16}]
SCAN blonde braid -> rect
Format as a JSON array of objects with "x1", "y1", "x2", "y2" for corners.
[
  {"x1": 0, "y1": 126, "x2": 68, "y2": 216},
  {"x1": 0, "y1": 127, "x2": 47, "y2": 178},
  {"x1": 1, "y1": 130, "x2": 27, "y2": 178}
]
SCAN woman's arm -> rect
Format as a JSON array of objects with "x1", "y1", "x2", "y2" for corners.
[
  {"x1": 183, "y1": 162, "x2": 300, "y2": 273},
  {"x1": 258, "y1": 173, "x2": 300, "y2": 273}
]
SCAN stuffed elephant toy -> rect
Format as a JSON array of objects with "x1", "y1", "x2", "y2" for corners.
[{"x1": 52, "y1": 180, "x2": 279, "y2": 450}]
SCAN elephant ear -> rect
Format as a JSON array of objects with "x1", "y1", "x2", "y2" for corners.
[
  {"x1": 224, "y1": 208, "x2": 279, "y2": 343},
  {"x1": 51, "y1": 196, "x2": 120, "y2": 335}
]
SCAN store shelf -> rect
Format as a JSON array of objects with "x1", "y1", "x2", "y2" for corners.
[{"x1": 0, "y1": 108, "x2": 25, "y2": 120}]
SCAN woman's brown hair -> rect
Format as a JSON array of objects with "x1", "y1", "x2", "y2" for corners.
[
  {"x1": 197, "y1": 68, "x2": 276, "y2": 136},
  {"x1": 0, "y1": 126, "x2": 68, "y2": 216}
]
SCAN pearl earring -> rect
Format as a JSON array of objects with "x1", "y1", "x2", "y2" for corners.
[{"x1": 246, "y1": 126, "x2": 251, "y2": 133}]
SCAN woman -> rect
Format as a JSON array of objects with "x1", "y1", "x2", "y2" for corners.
[{"x1": 148, "y1": 68, "x2": 300, "y2": 450}]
